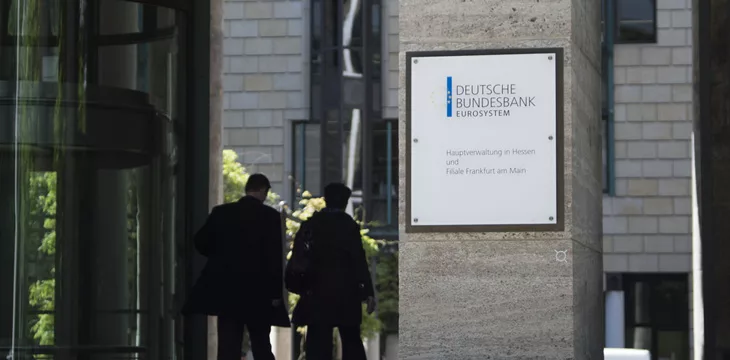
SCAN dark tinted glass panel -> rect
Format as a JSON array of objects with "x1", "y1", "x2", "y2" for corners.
[
  {"x1": 369, "y1": 2, "x2": 382, "y2": 114},
  {"x1": 292, "y1": 122, "x2": 321, "y2": 198},
  {"x1": 653, "y1": 279, "x2": 689, "y2": 328},
  {"x1": 602, "y1": 118, "x2": 608, "y2": 192},
  {"x1": 632, "y1": 281, "x2": 652, "y2": 324},
  {"x1": 345, "y1": 0, "x2": 363, "y2": 48},
  {"x1": 311, "y1": 0, "x2": 323, "y2": 50},
  {"x1": 342, "y1": 109, "x2": 364, "y2": 214},
  {"x1": 320, "y1": 108, "x2": 344, "y2": 187},
  {"x1": 617, "y1": 0, "x2": 654, "y2": 20},
  {"x1": 657, "y1": 331, "x2": 690, "y2": 360},
  {"x1": 344, "y1": 73, "x2": 365, "y2": 107},
  {"x1": 618, "y1": 22, "x2": 655, "y2": 43},
  {"x1": 616, "y1": 0, "x2": 656, "y2": 43},
  {"x1": 625, "y1": 326, "x2": 652, "y2": 350},
  {"x1": 372, "y1": 80, "x2": 382, "y2": 113},
  {"x1": 601, "y1": 32, "x2": 609, "y2": 192},
  {"x1": 370, "y1": 120, "x2": 398, "y2": 226},
  {"x1": 371, "y1": 3, "x2": 380, "y2": 38},
  {"x1": 600, "y1": 0, "x2": 605, "y2": 43},
  {"x1": 623, "y1": 275, "x2": 690, "y2": 360},
  {"x1": 325, "y1": 0, "x2": 341, "y2": 52},
  {"x1": 308, "y1": 0, "x2": 385, "y2": 218},
  {"x1": 344, "y1": 47, "x2": 364, "y2": 77}
]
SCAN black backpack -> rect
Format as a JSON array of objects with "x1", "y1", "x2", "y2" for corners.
[{"x1": 285, "y1": 216, "x2": 318, "y2": 295}]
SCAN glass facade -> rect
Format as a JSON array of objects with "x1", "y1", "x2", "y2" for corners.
[
  {"x1": 295, "y1": 3, "x2": 399, "y2": 354},
  {"x1": 0, "y1": 0, "x2": 208, "y2": 358},
  {"x1": 303, "y1": 0, "x2": 397, "y2": 232},
  {"x1": 292, "y1": 118, "x2": 397, "y2": 228}
]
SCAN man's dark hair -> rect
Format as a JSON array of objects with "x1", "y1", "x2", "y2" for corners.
[
  {"x1": 324, "y1": 182, "x2": 352, "y2": 210},
  {"x1": 245, "y1": 173, "x2": 271, "y2": 192}
]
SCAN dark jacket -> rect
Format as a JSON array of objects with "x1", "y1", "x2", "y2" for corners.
[
  {"x1": 181, "y1": 196, "x2": 290, "y2": 327},
  {"x1": 291, "y1": 209, "x2": 374, "y2": 327}
]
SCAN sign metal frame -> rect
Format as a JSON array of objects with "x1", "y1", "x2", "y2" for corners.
[{"x1": 405, "y1": 48, "x2": 566, "y2": 233}]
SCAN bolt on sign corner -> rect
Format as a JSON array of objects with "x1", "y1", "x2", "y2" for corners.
[{"x1": 406, "y1": 49, "x2": 564, "y2": 233}]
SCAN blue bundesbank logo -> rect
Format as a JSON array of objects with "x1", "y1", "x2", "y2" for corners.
[
  {"x1": 446, "y1": 76, "x2": 453, "y2": 118},
  {"x1": 445, "y1": 76, "x2": 537, "y2": 118}
]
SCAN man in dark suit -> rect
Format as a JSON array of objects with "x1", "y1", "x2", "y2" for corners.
[
  {"x1": 291, "y1": 183, "x2": 376, "y2": 360},
  {"x1": 182, "y1": 174, "x2": 290, "y2": 360}
]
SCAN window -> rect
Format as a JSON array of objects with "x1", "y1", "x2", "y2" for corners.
[
  {"x1": 601, "y1": 39, "x2": 610, "y2": 193},
  {"x1": 290, "y1": 119, "x2": 399, "y2": 230},
  {"x1": 615, "y1": 0, "x2": 657, "y2": 43},
  {"x1": 369, "y1": 119, "x2": 398, "y2": 228},
  {"x1": 623, "y1": 274, "x2": 690, "y2": 360},
  {"x1": 292, "y1": 121, "x2": 322, "y2": 198}
]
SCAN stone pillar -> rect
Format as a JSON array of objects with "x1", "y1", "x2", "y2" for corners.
[
  {"x1": 693, "y1": 0, "x2": 730, "y2": 358},
  {"x1": 397, "y1": 0, "x2": 604, "y2": 359}
]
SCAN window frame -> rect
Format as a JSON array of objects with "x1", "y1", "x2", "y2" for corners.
[
  {"x1": 622, "y1": 273, "x2": 691, "y2": 360},
  {"x1": 613, "y1": 0, "x2": 658, "y2": 44},
  {"x1": 290, "y1": 120, "x2": 322, "y2": 200},
  {"x1": 366, "y1": 118, "x2": 398, "y2": 229},
  {"x1": 290, "y1": 118, "x2": 399, "y2": 231}
]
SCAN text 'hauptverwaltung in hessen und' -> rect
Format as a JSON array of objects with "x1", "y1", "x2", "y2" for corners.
[{"x1": 444, "y1": 148, "x2": 537, "y2": 176}]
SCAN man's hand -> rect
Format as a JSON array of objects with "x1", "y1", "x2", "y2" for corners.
[
  {"x1": 271, "y1": 299, "x2": 282, "y2": 307},
  {"x1": 366, "y1": 296, "x2": 376, "y2": 315}
]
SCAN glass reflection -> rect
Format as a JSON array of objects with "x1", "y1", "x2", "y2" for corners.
[
  {"x1": 370, "y1": 120, "x2": 397, "y2": 226},
  {"x1": 0, "y1": 0, "x2": 185, "y2": 359},
  {"x1": 343, "y1": 113, "x2": 363, "y2": 215},
  {"x1": 615, "y1": 0, "x2": 655, "y2": 43},
  {"x1": 340, "y1": 0, "x2": 363, "y2": 216},
  {"x1": 309, "y1": 0, "x2": 384, "y2": 221},
  {"x1": 292, "y1": 122, "x2": 321, "y2": 198},
  {"x1": 616, "y1": 0, "x2": 654, "y2": 21},
  {"x1": 342, "y1": 0, "x2": 363, "y2": 78},
  {"x1": 623, "y1": 276, "x2": 690, "y2": 359}
]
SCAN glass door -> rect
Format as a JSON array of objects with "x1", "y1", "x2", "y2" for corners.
[{"x1": 0, "y1": 0, "x2": 188, "y2": 359}]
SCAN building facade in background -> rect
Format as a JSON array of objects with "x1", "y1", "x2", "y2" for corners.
[
  {"x1": 222, "y1": 0, "x2": 694, "y2": 358},
  {"x1": 602, "y1": 0, "x2": 693, "y2": 358}
]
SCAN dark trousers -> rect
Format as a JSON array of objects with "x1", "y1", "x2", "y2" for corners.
[
  {"x1": 217, "y1": 317, "x2": 274, "y2": 360},
  {"x1": 305, "y1": 325, "x2": 366, "y2": 360}
]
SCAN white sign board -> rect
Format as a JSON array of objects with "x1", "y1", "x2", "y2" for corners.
[{"x1": 407, "y1": 49, "x2": 562, "y2": 230}]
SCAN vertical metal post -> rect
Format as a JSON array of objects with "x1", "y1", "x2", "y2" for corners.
[
  {"x1": 183, "y1": 0, "x2": 211, "y2": 357},
  {"x1": 361, "y1": 0, "x2": 372, "y2": 223},
  {"x1": 605, "y1": 0, "x2": 616, "y2": 196},
  {"x1": 336, "y1": 0, "x2": 345, "y2": 185},
  {"x1": 297, "y1": 123, "x2": 306, "y2": 191},
  {"x1": 386, "y1": 121, "x2": 392, "y2": 225}
]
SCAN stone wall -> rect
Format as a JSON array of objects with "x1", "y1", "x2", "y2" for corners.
[
  {"x1": 602, "y1": 0, "x2": 693, "y2": 273},
  {"x1": 222, "y1": 0, "x2": 308, "y2": 196},
  {"x1": 383, "y1": 0, "x2": 399, "y2": 119},
  {"x1": 601, "y1": 0, "x2": 695, "y2": 353}
]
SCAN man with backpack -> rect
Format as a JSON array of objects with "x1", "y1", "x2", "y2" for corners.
[{"x1": 287, "y1": 183, "x2": 376, "y2": 360}]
